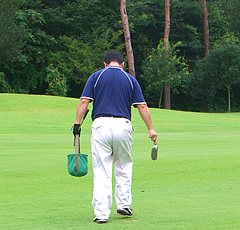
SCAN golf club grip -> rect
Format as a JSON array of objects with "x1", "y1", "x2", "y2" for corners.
[
  {"x1": 82, "y1": 109, "x2": 89, "y2": 121},
  {"x1": 75, "y1": 134, "x2": 80, "y2": 154}
]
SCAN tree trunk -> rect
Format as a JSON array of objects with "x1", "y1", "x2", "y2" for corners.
[
  {"x1": 164, "y1": 86, "x2": 171, "y2": 110},
  {"x1": 158, "y1": 87, "x2": 163, "y2": 108},
  {"x1": 164, "y1": 0, "x2": 171, "y2": 109},
  {"x1": 227, "y1": 86, "x2": 231, "y2": 112},
  {"x1": 120, "y1": 0, "x2": 136, "y2": 78},
  {"x1": 201, "y1": 0, "x2": 210, "y2": 56}
]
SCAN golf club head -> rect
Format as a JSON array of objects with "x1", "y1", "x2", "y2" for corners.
[{"x1": 151, "y1": 144, "x2": 158, "y2": 160}]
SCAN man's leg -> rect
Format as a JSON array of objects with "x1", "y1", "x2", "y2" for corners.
[
  {"x1": 91, "y1": 119, "x2": 113, "y2": 221},
  {"x1": 112, "y1": 119, "x2": 133, "y2": 212}
]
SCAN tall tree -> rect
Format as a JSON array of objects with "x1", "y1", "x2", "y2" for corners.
[
  {"x1": 201, "y1": 0, "x2": 210, "y2": 55},
  {"x1": 164, "y1": 0, "x2": 171, "y2": 109},
  {"x1": 141, "y1": 40, "x2": 188, "y2": 108},
  {"x1": 120, "y1": 0, "x2": 135, "y2": 77}
]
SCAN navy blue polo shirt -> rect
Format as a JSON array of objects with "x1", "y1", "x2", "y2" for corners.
[{"x1": 81, "y1": 66, "x2": 146, "y2": 121}]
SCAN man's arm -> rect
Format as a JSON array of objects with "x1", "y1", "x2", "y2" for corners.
[
  {"x1": 136, "y1": 104, "x2": 158, "y2": 144},
  {"x1": 75, "y1": 98, "x2": 91, "y2": 124}
]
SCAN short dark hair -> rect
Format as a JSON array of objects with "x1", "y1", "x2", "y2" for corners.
[{"x1": 104, "y1": 51, "x2": 124, "y2": 65}]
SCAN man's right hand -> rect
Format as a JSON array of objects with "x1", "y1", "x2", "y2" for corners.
[{"x1": 72, "y1": 124, "x2": 81, "y2": 136}]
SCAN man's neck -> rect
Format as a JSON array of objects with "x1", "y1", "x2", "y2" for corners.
[
  {"x1": 104, "y1": 61, "x2": 124, "y2": 68},
  {"x1": 107, "y1": 62, "x2": 121, "y2": 67}
]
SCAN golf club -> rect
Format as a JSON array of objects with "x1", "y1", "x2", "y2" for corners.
[{"x1": 69, "y1": 108, "x2": 89, "y2": 176}]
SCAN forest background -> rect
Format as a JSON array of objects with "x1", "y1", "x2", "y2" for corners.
[{"x1": 0, "y1": 0, "x2": 240, "y2": 112}]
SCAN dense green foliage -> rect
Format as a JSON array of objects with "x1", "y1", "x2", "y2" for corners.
[
  {"x1": 0, "y1": 0, "x2": 240, "y2": 111},
  {"x1": 0, "y1": 0, "x2": 25, "y2": 62},
  {"x1": 189, "y1": 41, "x2": 240, "y2": 112}
]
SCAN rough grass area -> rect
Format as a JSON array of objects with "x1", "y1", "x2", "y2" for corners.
[{"x1": 1, "y1": 93, "x2": 240, "y2": 230}]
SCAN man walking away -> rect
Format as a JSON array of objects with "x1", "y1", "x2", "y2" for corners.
[{"x1": 73, "y1": 51, "x2": 157, "y2": 224}]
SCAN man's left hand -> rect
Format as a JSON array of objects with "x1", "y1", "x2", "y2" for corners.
[{"x1": 72, "y1": 124, "x2": 81, "y2": 136}]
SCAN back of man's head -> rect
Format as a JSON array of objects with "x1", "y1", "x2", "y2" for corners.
[{"x1": 104, "y1": 51, "x2": 124, "y2": 65}]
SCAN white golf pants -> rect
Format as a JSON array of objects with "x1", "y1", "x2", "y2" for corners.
[{"x1": 91, "y1": 117, "x2": 133, "y2": 220}]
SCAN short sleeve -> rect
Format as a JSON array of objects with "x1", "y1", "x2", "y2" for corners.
[
  {"x1": 132, "y1": 78, "x2": 146, "y2": 106},
  {"x1": 81, "y1": 75, "x2": 94, "y2": 100}
]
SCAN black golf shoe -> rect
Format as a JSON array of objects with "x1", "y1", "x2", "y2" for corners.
[
  {"x1": 117, "y1": 207, "x2": 132, "y2": 216},
  {"x1": 93, "y1": 217, "x2": 108, "y2": 224}
]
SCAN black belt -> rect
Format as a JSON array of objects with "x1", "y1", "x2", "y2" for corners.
[{"x1": 97, "y1": 115, "x2": 126, "y2": 119}]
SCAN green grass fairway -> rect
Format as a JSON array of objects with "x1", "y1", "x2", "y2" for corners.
[{"x1": 1, "y1": 93, "x2": 240, "y2": 230}]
